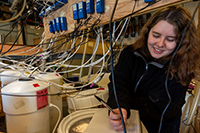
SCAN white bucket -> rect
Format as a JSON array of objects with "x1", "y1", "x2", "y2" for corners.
[
  {"x1": 57, "y1": 108, "x2": 98, "y2": 133},
  {"x1": 67, "y1": 88, "x2": 108, "y2": 113}
]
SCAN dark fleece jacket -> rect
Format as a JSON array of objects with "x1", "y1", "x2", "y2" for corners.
[{"x1": 107, "y1": 45, "x2": 187, "y2": 132}]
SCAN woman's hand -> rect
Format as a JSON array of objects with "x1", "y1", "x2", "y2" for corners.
[{"x1": 109, "y1": 108, "x2": 127, "y2": 131}]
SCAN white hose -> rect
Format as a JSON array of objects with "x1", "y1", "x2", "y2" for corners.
[
  {"x1": 50, "y1": 103, "x2": 61, "y2": 133},
  {"x1": 0, "y1": 0, "x2": 26, "y2": 23}
]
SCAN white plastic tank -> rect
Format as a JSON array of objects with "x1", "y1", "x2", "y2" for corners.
[
  {"x1": 67, "y1": 87, "x2": 109, "y2": 113},
  {"x1": 1, "y1": 78, "x2": 50, "y2": 133},
  {"x1": 36, "y1": 72, "x2": 63, "y2": 133},
  {"x1": 0, "y1": 69, "x2": 22, "y2": 86},
  {"x1": 66, "y1": 73, "x2": 110, "y2": 113}
]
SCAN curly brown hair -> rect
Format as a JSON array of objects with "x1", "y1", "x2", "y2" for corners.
[{"x1": 131, "y1": 5, "x2": 200, "y2": 86}]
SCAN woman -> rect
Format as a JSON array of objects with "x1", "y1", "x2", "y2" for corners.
[{"x1": 107, "y1": 5, "x2": 200, "y2": 133}]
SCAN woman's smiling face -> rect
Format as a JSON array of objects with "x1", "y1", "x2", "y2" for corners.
[{"x1": 147, "y1": 20, "x2": 177, "y2": 59}]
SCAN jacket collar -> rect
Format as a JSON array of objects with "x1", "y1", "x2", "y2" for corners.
[
  {"x1": 133, "y1": 46, "x2": 169, "y2": 68},
  {"x1": 134, "y1": 51, "x2": 164, "y2": 68}
]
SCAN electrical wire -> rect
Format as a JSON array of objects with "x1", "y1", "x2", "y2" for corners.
[
  {"x1": 48, "y1": 20, "x2": 129, "y2": 88},
  {"x1": 0, "y1": 9, "x2": 130, "y2": 86},
  {"x1": 0, "y1": 2, "x2": 114, "y2": 110},
  {"x1": 182, "y1": 118, "x2": 197, "y2": 133},
  {"x1": 1, "y1": 17, "x2": 29, "y2": 56},
  {"x1": 54, "y1": 31, "x2": 85, "y2": 72},
  {"x1": 181, "y1": 105, "x2": 198, "y2": 133},
  {"x1": 0, "y1": 2, "x2": 103, "y2": 64},
  {"x1": 108, "y1": 0, "x2": 153, "y2": 132},
  {"x1": 158, "y1": 2, "x2": 200, "y2": 133},
  {"x1": 119, "y1": 2, "x2": 152, "y2": 22},
  {"x1": 1, "y1": 22, "x2": 100, "y2": 61},
  {"x1": 108, "y1": 0, "x2": 127, "y2": 132},
  {"x1": 0, "y1": 2, "x2": 155, "y2": 120},
  {"x1": 42, "y1": 29, "x2": 102, "y2": 73},
  {"x1": 106, "y1": 0, "x2": 138, "y2": 71},
  {"x1": 0, "y1": 11, "x2": 33, "y2": 56},
  {"x1": 0, "y1": 10, "x2": 35, "y2": 50},
  {"x1": 0, "y1": 19, "x2": 87, "y2": 60},
  {"x1": 0, "y1": 22, "x2": 18, "y2": 54},
  {"x1": 22, "y1": 26, "x2": 97, "y2": 63}
]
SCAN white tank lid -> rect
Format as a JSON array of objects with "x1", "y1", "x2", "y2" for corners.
[
  {"x1": 1, "y1": 79, "x2": 50, "y2": 115},
  {"x1": 36, "y1": 72, "x2": 61, "y2": 81},
  {"x1": 67, "y1": 88, "x2": 108, "y2": 111},
  {"x1": 0, "y1": 69, "x2": 21, "y2": 85}
]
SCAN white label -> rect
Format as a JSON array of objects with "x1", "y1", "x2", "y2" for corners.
[
  {"x1": 53, "y1": 20, "x2": 55, "y2": 24},
  {"x1": 73, "y1": 4, "x2": 77, "y2": 11},
  {"x1": 13, "y1": 100, "x2": 25, "y2": 110},
  {"x1": 79, "y1": 2, "x2": 83, "y2": 9},
  {"x1": 56, "y1": 17, "x2": 59, "y2": 23}
]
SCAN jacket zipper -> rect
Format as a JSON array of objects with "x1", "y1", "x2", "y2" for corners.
[
  {"x1": 134, "y1": 51, "x2": 149, "y2": 93},
  {"x1": 133, "y1": 51, "x2": 164, "y2": 93}
]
